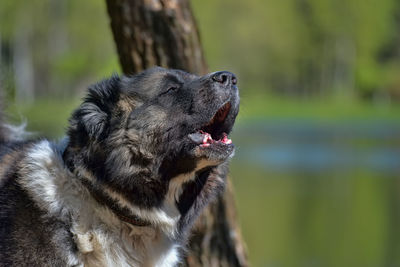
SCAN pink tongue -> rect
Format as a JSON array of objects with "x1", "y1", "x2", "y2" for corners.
[{"x1": 199, "y1": 131, "x2": 232, "y2": 147}]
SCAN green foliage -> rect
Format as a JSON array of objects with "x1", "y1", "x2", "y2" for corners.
[
  {"x1": 0, "y1": 0, "x2": 119, "y2": 99},
  {"x1": 192, "y1": 0, "x2": 400, "y2": 99}
]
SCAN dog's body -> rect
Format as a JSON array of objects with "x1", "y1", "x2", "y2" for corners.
[{"x1": 0, "y1": 67, "x2": 239, "y2": 266}]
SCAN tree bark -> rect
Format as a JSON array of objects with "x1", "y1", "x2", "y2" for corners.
[
  {"x1": 105, "y1": 0, "x2": 248, "y2": 266},
  {"x1": 106, "y1": 0, "x2": 207, "y2": 75}
]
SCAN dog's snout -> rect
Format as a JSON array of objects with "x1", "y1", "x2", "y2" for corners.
[{"x1": 212, "y1": 71, "x2": 237, "y2": 86}]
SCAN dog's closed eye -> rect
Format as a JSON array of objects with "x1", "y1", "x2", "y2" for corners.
[{"x1": 160, "y1": 85, "x2": 180, "y2": 96}]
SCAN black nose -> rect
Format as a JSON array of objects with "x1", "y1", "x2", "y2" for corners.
[{"x1": 212, "y1": 71, "x2": 237, "y2": 86}]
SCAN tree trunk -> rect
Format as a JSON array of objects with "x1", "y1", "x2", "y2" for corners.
[
  {"x1": 105, "y1": 0, "x2": 248, "y2": 266},
  {"x1": 106, "y1": 0, "x2": 207, "y2": 75}
]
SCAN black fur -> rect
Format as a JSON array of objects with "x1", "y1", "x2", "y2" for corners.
[
  {"x1": 64, "y1": 67, "x2": 239, "y2": 217},
  {"x1": 0, "y1": 67, "x2": 239, "y2": 265}
]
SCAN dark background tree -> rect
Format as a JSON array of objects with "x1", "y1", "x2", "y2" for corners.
[{"x1": 105, "y1": 0, "x2": 248, "y2": 266}]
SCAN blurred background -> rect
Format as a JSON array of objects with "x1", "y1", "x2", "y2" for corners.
[{"x1": 1, "y1": 0, "x2": 400, "y2": 266}]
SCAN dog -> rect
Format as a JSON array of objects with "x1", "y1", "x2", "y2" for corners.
[{"x1": 0, "y1": 67, "x2": 239, "y2": 266}]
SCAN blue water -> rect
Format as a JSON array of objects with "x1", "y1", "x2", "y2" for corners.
[{"x1": 232, "y1": 119, "x2": 400, "y2": 174}]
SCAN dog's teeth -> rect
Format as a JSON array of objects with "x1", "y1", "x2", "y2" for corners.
[
  {"x1": 189, "y1": 132, "x2": 213, "y2": 145},
  {"x1": 201, "y1": 132, "x2": 212, "y2": 144},
  {"x1": 221, "y1": 134, "x2": 232, "y2": 144}
]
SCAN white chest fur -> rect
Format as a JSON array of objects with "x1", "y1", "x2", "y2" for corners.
[{"x1": 73, "y1": 223, "x2": 180, "y2": 267}]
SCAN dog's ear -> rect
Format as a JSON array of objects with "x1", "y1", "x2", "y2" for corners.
[{"x1": 70, "y1": 75, "x2": 121, "y2": 140}]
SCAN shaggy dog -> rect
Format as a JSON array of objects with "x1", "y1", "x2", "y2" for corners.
[{"x1": 0, "y1": 67, "x2": 239, "y2": 266}]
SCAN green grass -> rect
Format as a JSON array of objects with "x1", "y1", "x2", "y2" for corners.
[{"x1": 238, "y1": 92, "x2": 400, "y2": 122}]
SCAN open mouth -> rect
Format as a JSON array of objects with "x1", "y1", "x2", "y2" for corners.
[{"x1": 188, "y1": 102, "x2": 233, "y2": 148}]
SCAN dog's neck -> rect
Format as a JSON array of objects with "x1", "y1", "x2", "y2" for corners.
[
  {"x1": 62, "y1": 141, "x2": 155, "y2": 228},
  {"x1": 80, "y1": 178, "x2": 151, "y2": 227},
  {"x1": 61, "y1": 137, "x2": 225, "y2": 243}
]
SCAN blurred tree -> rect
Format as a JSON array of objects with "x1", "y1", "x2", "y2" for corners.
[{"x1": 105, "y1": 0, "x2": 248, "y2": 266}]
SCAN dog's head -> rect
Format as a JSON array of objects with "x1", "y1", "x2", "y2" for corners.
[{"x1": 65, "y1": 67, "x2": 239, "y2": 231}]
